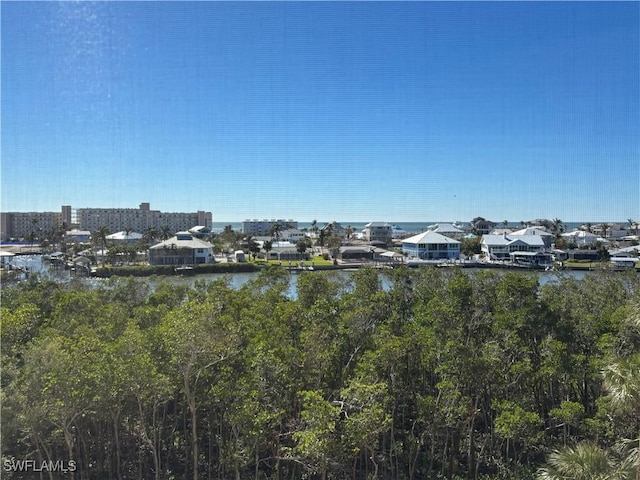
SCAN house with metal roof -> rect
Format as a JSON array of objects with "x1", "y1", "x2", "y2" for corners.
[
  {"x1": 402, "y1": 231, "x2": 461, "y2": 260},
  {"x1": 106, "y1": 231, "x2": 143, "y2": 244},
  {"x1": 426, "y1": 223, "x2": 465, "y2": 239},
  {"x1": 481, "y1": 234, "x2": 546, "y2": 261},
  {"x1": 149, "y1": 232, "x2": 214, "y2": 265},
  {"x1": 510, "y1": 226, "x2": 555, "y2": 247},
  {"x1": 561, "y1": 230, "x2": 600, "y2": 246}
]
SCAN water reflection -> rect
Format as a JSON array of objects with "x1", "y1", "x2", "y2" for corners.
[{"x1": 6, "y1": 255, "x2": 591, "y2": 299}]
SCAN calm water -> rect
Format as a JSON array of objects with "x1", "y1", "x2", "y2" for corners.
[{"x1": 9, "y1": 255, "x2": 590, "y2": 300}]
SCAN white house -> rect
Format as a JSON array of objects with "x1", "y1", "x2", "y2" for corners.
[
  {"x1": 481, "y1": 234, "x2": 546, "y2": 261},
  {"x1": 106, "y1": 231, "x2": 143, "y2": 244},
  {"x1": 280, "y1": 228, "x2": 307, "y2": 243},
  {"x1": 264, "y1": 241, "x2": 310, "y2": 261},
  {"x1": 402, "y1": 231, "x2": 461, "y2": 260},
  {"x1": 561, "y1": 230, "x2": 599, "y2": 246},
  {"x1": 149, "y1": 232, "x2": 213, "y2": 265},
  {"x1": 510, "y1": 226, "x2": 555, "y2": 248}
]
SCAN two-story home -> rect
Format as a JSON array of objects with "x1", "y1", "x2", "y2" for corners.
[
  {"x1": 481, "y1": 233, "x2": 546, "y2": 261},
  {"x1": 402, "y1": 231, "x2": 461, "y2": 260},
  {"x1": 362, "y1": 222, "x2": 393, "y2": 245},
  {"x1": 149, "y1": 231, "x2": 213, "y2": 265},
  {"x1": 561, "y1": 230, "x2": 600, "y2": 246},
  {"x1": 510, "y1": 226, "x2": 555, "y2": 248},
  {"x1": 280, "y1": 228, "x2": 307, "y2": 243}
]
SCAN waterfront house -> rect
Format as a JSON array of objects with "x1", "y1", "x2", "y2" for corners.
[
  {"x1": 567, "y1": 249, "x2": 601, "y2": 262},
  {"x1": 377, "y1": 250, "x2": 405, "y2": 263},
  {"x1": 149, "y1": 232, "x2": 213, "y2": 265},
  {"x1": 264, "y1": 242, "x2": 311, "y2": 261},
  {"x1": 610, "y1": 257, "x2": 637, "y2": 270},
  {"x1": 509, "y1": 251, "x2": 553, "y2": 267},
  {"x1": 402, "y1": 231, "x2": 461, "y2": 260},
  {"x1": 481, "y1": 234, "x2": 546, "y2": 261},
  {"x1": 338, "y1": 245, "x2": 375, "y2": 262},
  {"x1": 609, "y1": 245, "x2": 640, "y2": 257}
]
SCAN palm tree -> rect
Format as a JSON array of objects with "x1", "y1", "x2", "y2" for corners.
[
  {"x1": 296, "y1": 239, "x2": 309, "y2": 258},
  {"x1": 537, "y1": 442, "x2": 635, "y2": 480},
  {"x1": 345, "y1": 225, "x2": 354, "y2": 241},
  {"x1": 552, "y1": 218, "x2": 565, "y2": 236},
  {"x1": 269, "y1": 223, "x2": 283, "y2": 243},
  {"x1": 143, "y1": 227, "x2": 158, "y2": 245},
  {"x1": 311, "y1": 219, "x2": 318, "y2": 237},
  {"x1": 244, "y1": 235, "x2": 259, "y2": 260},
  {"x1": 94, "y1": 226, "x2": 110, "y2": 266},
  {"x1": 603, "y1": 352, "x2": 640, "y2": 480},
  {"x1": 602, "y1": 302, "x2": 640, "y2": 480},
  {"x1": 160, "y1": 225, "x2": 172, "y2": 241},
  {"x1": 263, "y1": 240, "x2": 273, "y2": 261}
]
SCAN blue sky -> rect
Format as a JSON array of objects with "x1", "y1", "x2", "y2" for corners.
[{"x1": 2, "y1": 1, "x2": 638, "y2": 223}]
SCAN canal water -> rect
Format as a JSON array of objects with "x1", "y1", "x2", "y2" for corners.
[{"x1": 7, "y1": 255, "x2": 592, "y2": 300}]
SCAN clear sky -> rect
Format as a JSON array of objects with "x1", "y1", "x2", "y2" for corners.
[{"x1": 2, "y1": 1, "x2": 639, "y2": 223}]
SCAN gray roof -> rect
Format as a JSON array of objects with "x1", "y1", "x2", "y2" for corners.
[
  {"x1": 427, "y1": 223, "x2": 464, "y2": 233},
  {"x1": 482, "y1": 234, "x2": 546, "y2": 247}
]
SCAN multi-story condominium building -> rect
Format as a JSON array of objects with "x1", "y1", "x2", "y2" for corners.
[
  {"x1": 75, "y1": 203, "x2": 212, "y2": 235},
  {"x1": 1, "y1": 203, "x2": 212, "y2": 241},
  {"x1": 242, "y1": 219, "x2": 298, "y2": 236},
  {"x1": 1, "y1": 211, "x2": 63, "y2": 241}
]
